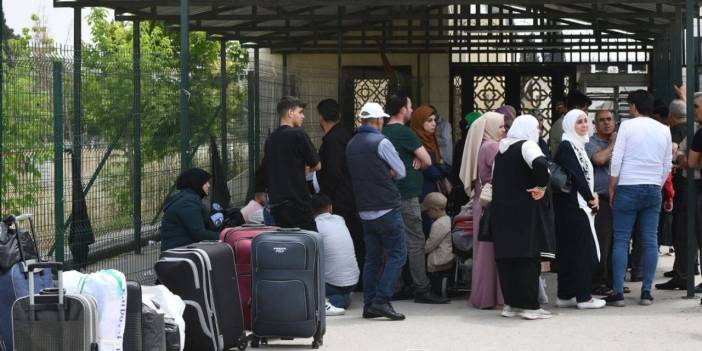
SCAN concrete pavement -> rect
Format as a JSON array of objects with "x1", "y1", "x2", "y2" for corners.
[{"x1": 254, "y1": 254, "x2": 702, "y2": 351}]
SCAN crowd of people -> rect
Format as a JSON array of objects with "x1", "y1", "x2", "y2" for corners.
[{"x1": 161, "y1": 85, "x2": 702, "y2": 322}]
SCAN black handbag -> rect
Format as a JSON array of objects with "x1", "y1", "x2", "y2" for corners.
[
  {"x1": 0, "y1": 218, "x2": 40, "y2": 274},
  {"x1": 548, "y1": 161, "x2": 572, "y2": 194},
  {"x1": 478, "y1": 204, "x2": 493, "y2": 242}
]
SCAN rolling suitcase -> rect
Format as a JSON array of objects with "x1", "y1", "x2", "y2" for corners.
[
  {"x1": 0, "y1": 214, "x2": 53, "y2": 351},
  {"x1": 124, "y1": 281, "x2": 144, "y2": 351},
  {"x1": 154, "y1": 241, "x2": 247, "y2": 351},
  {"x1": 250, "y1": 228, "x2": 325, "y2": 349},
  {"x1": 220, "y1": 224, "x2": 278, "y2": 330},
  {"x1": 11, "y1": 262, "x2": 98, "y2": 351}
]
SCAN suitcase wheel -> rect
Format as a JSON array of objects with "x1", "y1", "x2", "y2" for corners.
[
  {"x1": 238, "y1": 338, "x2": 249, "y2": 351},
  {"x1": 312, "y1": 339, "x2": 321, "y2": 349},
  {"x1": 250, "y1": 336, "x2": 259, "y2": 348}
]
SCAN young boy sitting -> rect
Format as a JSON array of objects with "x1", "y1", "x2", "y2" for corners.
[
  {"x1": 310, "y1": 193, "x2": 360, "y2": 316},
  {"x1": 421, "y1": 192, "x2": 455, "y2": 297}
]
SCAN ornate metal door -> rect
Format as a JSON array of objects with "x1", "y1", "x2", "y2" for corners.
[
  {"x1": 341, "y1": 66, "x2": 413, "y2": 129},
  {"x1": 450, "y1": 65, "x2": 576, "y2": 139}
]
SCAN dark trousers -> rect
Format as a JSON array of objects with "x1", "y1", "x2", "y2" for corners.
[
  {"x1": 593, "y1": 196, "x2": 613, "y2": 288},
  {"x1": 496, "y1": 258, "x2": 540, "y2": 310},
  {"x1": 336, "y1": 207, "x2": 364, "y2": 287},
  {"x1": 270, "y1": 201, "x2": 317, "y2": 232},
  {"x1": 672, "y1": 179, "x2": 702, "y2": 280},
  {"x1": 556, "y1": 212, "x2": 597, "y2": 302}
]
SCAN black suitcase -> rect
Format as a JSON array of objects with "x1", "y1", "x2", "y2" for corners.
[
  {"x1": 123, "y1": 281, "x2": 144, "y2": 351},
  {"x1": 250, "y1": 228, "x2": 325, "y2": 349},
  {"x1": 154, "y1": 241, "x2": 247, "y2": 351}
]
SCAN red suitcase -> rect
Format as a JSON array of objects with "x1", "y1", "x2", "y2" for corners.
[{"x1": 220, "y1": 224, "x2": 278, "y2": 330}]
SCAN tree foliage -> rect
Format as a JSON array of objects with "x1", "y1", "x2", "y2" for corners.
[{"x1": 2, "y1": 7, "x2": 249, "y2": 217}]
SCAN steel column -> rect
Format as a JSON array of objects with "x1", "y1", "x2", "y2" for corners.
[
  {"x1": 53, "y1": 62, "x2": 65, "y2": 262},
  {"x1": 180, "y1": 0, "x2": 190, "y2": 170},
  {"x1": 132, "y1": 20, "x2": 142, "y2": 254},
  {"x1": 220, "y1": 39, "x2": 228, "y2": 181},
  {"x1": 71, "y1": 7, "x2": 83, "y2": 248},
  {"x1": 0, "y1": 2, "x2": 4, "y2": 213},
  {"x1": 247, "y1": 70, "x2": 255, "y2": 198},
  {"x1": 254, "y1": 48, "x2": 260, "y2": 171},
  {"x1": 684, "y1": 0, "x2": 697, "y2": 299}
]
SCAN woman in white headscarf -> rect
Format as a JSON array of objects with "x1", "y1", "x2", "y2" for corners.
[
  {"x1": 490, "y1": 115, "x2": 554, "y2": 320},
  {"x1": 552, "y1": 109, "x2": 605, "y2": 310},
  {"x1": 458, "y1": 112, "x2": 506, "y2": 309}
]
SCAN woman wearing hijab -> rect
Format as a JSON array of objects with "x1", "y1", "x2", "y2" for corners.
[
  {"x1": 458, "y1": 112, "x2": 506, "y2": 309},
  {"x1": 160, "y1": 168, "x2": 220, "y2": 251},
  {"x1": 411, "y1": 106, "x2": 452, "y2": 235},
  {"x1": 451, "y1": 112, "x2": 482, "y2": 185},
  {"x1": 491, "y1": 115, "x2": 555, "y2": 320},
  {"x1": 553, "y1": 110, "x2": 605, "y2": 309},
  {"x1": 496, "y1": 105, "x2": 517, "y2": 130},
  {"x1": 411, "y1": 106, "x2": 452, "y2": 199}
]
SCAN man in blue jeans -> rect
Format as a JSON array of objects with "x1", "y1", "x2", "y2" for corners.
[
  {"x1": 606, "y1": 90, "x2": 673, "y2": 306},
  {"x1": 346, "y1": 102, "x2": 408, "y2": 320}
]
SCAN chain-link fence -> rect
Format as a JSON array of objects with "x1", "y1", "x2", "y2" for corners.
[{"x1": 1, "y1": 42, "x2": 252, "y2": 284}]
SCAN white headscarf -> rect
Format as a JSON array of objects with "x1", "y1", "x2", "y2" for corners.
[
  {"x1": 499, "y1": 114, "x2": 540, "y2": 152},
  {"x1": 499, "y1": 115, "x2": 544, "y2": 169},
  {"x1": 561, "y1": 109, "x2": 590, "y2": 148},
  {"x1": 560, "y1": 109, "x2": 601, "y2": 261}
]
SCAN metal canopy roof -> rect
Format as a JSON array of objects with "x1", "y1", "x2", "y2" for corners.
[{"x1": 53, "y1": 0, "x2": 694, "y2": 55}]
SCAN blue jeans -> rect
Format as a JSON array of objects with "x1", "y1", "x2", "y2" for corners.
[
  {"x1": 325, "y1": 284, "x2": 355, "y2": 309},
  {"x1": 612, "y1": 185, "x2": 662, "y2": 295},
  {"x1": 361, "y1": 209, "x2": 407, "y2": 305}
]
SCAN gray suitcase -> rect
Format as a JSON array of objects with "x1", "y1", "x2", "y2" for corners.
[
  {"x1": 11, "y1": 262, "x2": 99, "y2": 351},
  {"x1": 250, "y1": 228, "x2": 325, "y2": 349}
]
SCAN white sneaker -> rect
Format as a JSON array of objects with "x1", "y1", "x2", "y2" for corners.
[
  {"x1": 520, "y1": 308, "x2": 553, "y2": 320},
  {"x1": 325, "y1": 300, "x2": 345, "y2": 316},
  {"x1": 501, "y1": 305, "x2": 521, "y2": 318},
  {"x1": 556, "y1": 298, "x2": 577, "y2": 308},
  {"x1": 577, "y1": 298, "x2": 606, "y2": 309}
]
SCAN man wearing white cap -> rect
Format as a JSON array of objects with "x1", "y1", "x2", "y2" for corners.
[{"x1": 346, "y1": 102, "x2": 408, "y2": 320}]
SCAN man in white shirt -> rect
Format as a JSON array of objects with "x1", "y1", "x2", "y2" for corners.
[
  {"x1": 311, "y1": 194, "x2": 360, "y2": 316},
  {"x1": 606, "y1": 90, "x2": 673, "y2": 307}
]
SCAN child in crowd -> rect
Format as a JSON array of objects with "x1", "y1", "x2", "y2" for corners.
[
  {"x1": 421, "y1": 192, "x2": 455, "y2": 297},
  {"x1": 310, "y1": 193, "x2": 360, "y2": 316}
]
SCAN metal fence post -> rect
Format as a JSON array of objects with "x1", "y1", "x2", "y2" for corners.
[
  {"x1": 180, "y1": 0, "x2": 190, "y2": 170},
  {"x1": 247, "y1": 70, "x2": 255, "y2": 198},
  {"x1": 220, "y1": 39, "x2": 228, "y2": 181},
  {"x1": 133, "y1": 20, "x2": 142, "y2": 254},
  {"x1": 53, "y1": 61, "x2": 65, "y2": 263},
  {"x1": 254, "y1": 48, "x2": 260, "y2": 171},
  {"x1": 0, "y1": 1, "x2": 4, "y2": 214},
  {"x1": 684, "y1": 0, "x2": 698, "y2": 299}
]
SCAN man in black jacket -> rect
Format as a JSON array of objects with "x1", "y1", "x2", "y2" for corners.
[{"x1": 317, "y1": 99, "x2": 364, "y2": 286}]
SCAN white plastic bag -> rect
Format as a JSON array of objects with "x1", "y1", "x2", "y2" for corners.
[{"x1": 142, "y1": 285, "x2": 186, "y2": 351}]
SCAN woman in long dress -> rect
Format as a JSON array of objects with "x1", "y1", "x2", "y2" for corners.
[
  {"x1": 553, "y1": 109, "x2": 605, "y2": 309},
  {"x1": 458, "y1": 112, "x2": 506, "y2": 309},
  {"x1": 491, "y1": 115, "x2": 554, "y2": 320}
]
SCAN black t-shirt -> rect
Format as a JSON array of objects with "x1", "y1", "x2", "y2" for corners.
[
  {"x1": 670, "y1": 123, "x2": 687, "y2": 145},
  {"x1": 259, "y1": 125, "x2": 319, "y2": 207},
  {"x1": 691, "y1": 127, "x2": 702, "y2": 153}
]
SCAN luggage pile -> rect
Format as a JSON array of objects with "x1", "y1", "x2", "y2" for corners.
[
  {"x1": 1, "y1": 217, "x2": 326, "y2": 350},
  {"x1": 155, "y1": 224, "x2": 325, "y2": 350}
]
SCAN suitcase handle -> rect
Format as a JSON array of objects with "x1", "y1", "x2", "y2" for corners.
[
  {"x1": 28, "y1": 262, "x2": 64, "y2": 308},
  {"x1": 275, "y1": 227, "x2": 301, "y2": 232}
]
